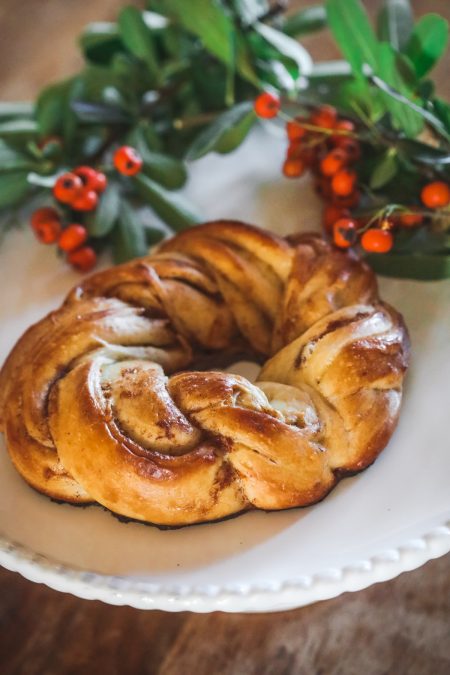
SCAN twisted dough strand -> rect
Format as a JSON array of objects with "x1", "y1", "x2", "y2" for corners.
[{"x1": 0, "y1": 221, "x2": 409, "y2": 525}]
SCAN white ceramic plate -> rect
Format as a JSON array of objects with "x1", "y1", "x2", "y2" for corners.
[{"x1": 1, "y1": 130, "x2": 449, "y2": 612}]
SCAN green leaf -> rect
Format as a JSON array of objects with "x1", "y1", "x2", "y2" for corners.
[
  {"x1": 36, "y1": 80, "x2": 72, "y2": 137},
  {"x1": 186, "y1": 102, "x2": 255, "y2": 160},
  {"x1": 253, "y1": 21, "x2": 312, "y2": 81},
  {"x1": 70, "y1": 100, "x2": 128, "y2": 124},
  {"x1": 0, "y1": 119, "x2": 38, "y2": 140},
  {"x1": 0, "y1": 142, "x2": 35, "y2": 173},
  {"x1": 79, "y1": 22, "x2": 124, "y2": 64},
  {"x1": 118, "y1": 7, "x2": 160, "y2": 83},
  {"x1": 326, "y1": 0, "x2": 379, "y2": 81},
  {"x1": 134, "y1": 174, "x2": 201, "y2": 231},
  {"x1": 396, "y1": 138, "x2": 450, "y2": 165},
  {"x1": 87, "y1": 183, "x2": 120, "y2": 237},
  {"x1": 366, "y1": 252, "x2": 450, "y2": 280},
  {"x1": 368, "y1": 65, "x2": 449, "y2": 140},
  {"x1": 433, "y1": 98, "x2": 450, "y2": 133},
  {"x1": 0, "y1": 102, "x2": 34, "y2": 120},
  {"x1": 283, "y1": 5, "x2": 327, "y2": 37},
  {"x1": 375, "y1": 44, "x2": 423, "y2": 137},
  {"x1": 405, "y1": 13, "x2": 449, "y2": 78},
  {"x1": 369, "y1": 151, "x2": 398, "y2": 189},
  {"x1": 112, "y1": 201, "x2": 149, "y2": 263},
  {"x1": 142, "y1": 151, "x2": 187, "y2": 189},
  {"x1": 159, "y1": 0, "x2": 258, "y2": 85},
  {"x1": 377, "y1": 0, "x2": 413, "y2": 51},
  {"x1": 232, "y1": 0, "x2": 269, "y2": 26},
  {"x1": 0, "y1": 172, "x2": 31, "y2": 210}
]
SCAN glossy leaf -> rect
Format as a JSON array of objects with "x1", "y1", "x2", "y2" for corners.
[
  {"x1": 253, "y1": 21, "x2": 313, "y2": 82},
  {"x1": 88, "y1": 183, "x2": 120, "y2": 237},
  {"x1": 70, "y1": 100, "x2": 128, "y2": 124},
  {"x1": 134, "y1": 174, "x2": 201, "y2": 231},
  {"x1": 118, "y1": 7, "x2": 160, "y2": 83},
  {"x1": 377, "y1": 0, "x2": 413, "y2": 51},
  {"x1": 79, "y1": 22, "x2": 124, "y2": 64},
  {"x1": 186, "y1": 103, "x2": 255, "y2": 160},
  {"x1": 0, "y1": 119, "x2": 38, "y2": 140},
  {"x1": 405, "y1": 14, "x2": 449, "y2": 78},
  {"x1": 36, "y1": 81, "x2": 71, "y2": 136},
  {"x1": 396, "y1": 138, "x2": 450, "y2": 165},
  {"x1": 0, "y1": 102, "x2": 34, "y2": 120},
  {"x1": 283, "y1": 5, "x2": 327, "y2": 37},
  {"x1": 142, "y1": 151, "x2": 187, "y2": 190},
  {"x1": 326, "y1": 0, "x2": 379, "y2": 79},
  {"x1": 0, "y1": 142, "x2": 35, "y2": 173},
  {"x1": 112, "y1": 200, "x2": 148, "y2": 263},
  {"x1": 233, "y1": 0, "x2": 269, "y2": 26},
  {"x1": 369, "y1": 151, "x2": 398, "y2": 189},
  {"x1": 376, "y1": 44, "x2": 423, "y2": 137},
  {"x1": 366, "y1": 251, "x2": 450, "y2": 280},
  {"x1": 0, "y1": 172, "x2": 31, "y2": 210}
]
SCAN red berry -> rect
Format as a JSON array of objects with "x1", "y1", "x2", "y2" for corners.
[
  {"x1": 73, "y1": 166, "x2": 105, "y2": 194},
  {"x1": 331, "y1": 168, "x2": 357, "y2": 196},
  {"x1": 335, "y1": 137, "x2": 361, "y2": 161},
  {"x1": 67, "y1": 246, "x2": 97, "y2": 272},
  {"x1": 323, "y1": 205, "x2": 350, "y2": 233},
  {"x1": 254, "y1": 92, "x2": 280, "y2": 119},
  {"x1": 333, "y1": 218, "x2": 357, "y2": 248},
  {"x1": 32, "y1": 219, "x2": 61, "y2": 244},
  {"x1": 113, "y1": 146, "x2": 143, "y2": 176},
  {"x1": 71, "y1": 189, "x2": 98, "y2": 212},
  {"x1": 320, "y1": 148, "x2": 349, "y2": 177},
  {"x1": 53, "y1": 172, "x2": 83, "y2": 204},
  {"x1": 31, "y1": 207, "x2": 60, "y2": 229},
  {"x1": 331, "y1": 119, "x2": 355, "y2": 145},
  {"x1": 92, "y1": 171, "x2": 107, "y2": 193},
  {"x1": 361, "y1": 229, "x2": 393, "y2": 253},
  {"x1": 420, "y1": 181, "x2": 450, "y2": 209},
  {"x1": 399, "y1": 211, "x2": 423, "y2": 227},
  {"x1": 286, "y1": 119, "x2": 306, "y2": 142},
  {"x1": 58, "y1": 224, "x2": 88, "y2": 252},
  {"x1": 310, "y1": 105, "x2": 337, "y2": 129},
  {"x1": 282, "y1": 158, "x2": 305, "y2": 178}
]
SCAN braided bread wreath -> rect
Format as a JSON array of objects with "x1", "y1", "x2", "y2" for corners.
[{"x1": 0, "y1": 221, "x2": 410, "y2": 527}]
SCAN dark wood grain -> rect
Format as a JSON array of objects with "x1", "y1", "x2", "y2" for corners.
[{"x1": 0, "y1": 2, "x2": 449, "y2": 674}]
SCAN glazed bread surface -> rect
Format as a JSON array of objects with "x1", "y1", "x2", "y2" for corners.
[{"x1": 0, "y1": 221, "x2": 409, "y2": 525}]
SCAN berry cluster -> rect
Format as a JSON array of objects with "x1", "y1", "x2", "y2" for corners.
[
  {"x1": 253, "y1": 92, "x2": 450, "y2": 257},
  {"x1": 30, "y1": 146, "x2": 143, "y2": 272}
]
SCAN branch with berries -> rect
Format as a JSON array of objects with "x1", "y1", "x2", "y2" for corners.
[{"x1": 1, "y1": 0, "x2": 450, "y2": 279}]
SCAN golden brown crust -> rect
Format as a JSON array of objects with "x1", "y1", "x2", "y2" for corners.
[{"x1": 0, "y1": 221, "x2": 410, "y2": 525}]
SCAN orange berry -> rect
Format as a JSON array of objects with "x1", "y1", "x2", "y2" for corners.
[
  {"x1": 254, "y1": 92, "x2": 280, "y2": 119},
  {"x1": 31, "y1": 207, "x2": 60, "y2": 229},
  {"x1": 53, "y1": 172, "x2": 83, "y2": 204},
  {"x1": 320, "y1": 148, "x2": 348, "y2": 177},
  {"x1": 113, "y1": 146, "x2": 143, "y2": 176},
  {"x1": 420, "y1": 181, "x2": 450, "y2": 209},
  {"x1": 331, "y1": 168, "x2": 357, "y2": 196},
  {"x1": 58, "y1": 224, "x2": 88, "y2": 252},
  {"x1": 67, "y1": 246, "x2": 97, "y2": 272},
  {"x1": 310, "y1": 105, "x2": 337, "y2": 129},
  {"x1": 32, "y1": 219, "x2": 61, "y2": 244},
  {"x1": 331, "y1": 119, "x2": 355, "y2": 145},
  {"x1": 71, "y1": 190, "x2": 98, "y2": 212},
  {"x1": 286, "y1": 119, "x2": 306, "y2": 142},
  {"x1": 399, "y1": 211, "x2": 423, "y2": 227},
  {"x1": 282, "y1": 158, "x2": 305, "y2": 178},
  {"x1": 361, "y1": 229, "x2": 393, "y2": 253},
  {"x1": 333, "y1": 218, "x2": 357, "y2": 248},
  {"x1": 323, "y1": 205, "x2": 350, "y2": 233},
  {"x1": 74, "y1": 166, "x2": 107, "y2": 194}
]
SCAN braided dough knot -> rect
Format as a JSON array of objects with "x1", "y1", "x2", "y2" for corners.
[{"x1": 0, "y1": 222, "x2": 409, "y2": 525}]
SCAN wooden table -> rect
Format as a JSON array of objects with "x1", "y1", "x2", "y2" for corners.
[{"x1": 0, "y1": 2, "x2": 449, "y2": 673}]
